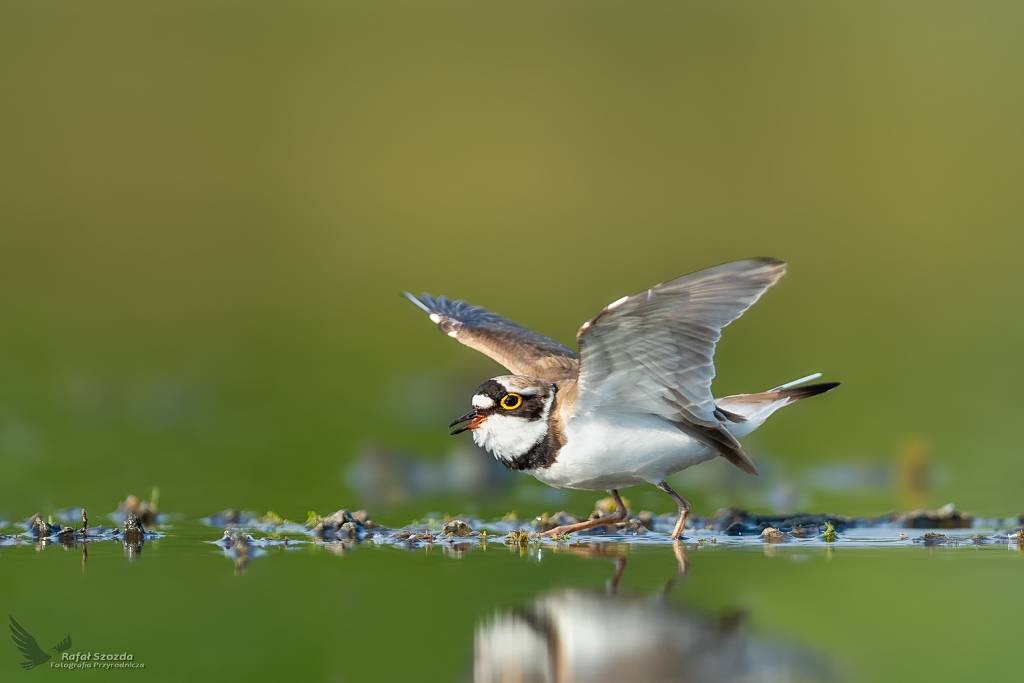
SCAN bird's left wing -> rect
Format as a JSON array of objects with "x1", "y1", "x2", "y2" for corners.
[
  {"x1": 54, "y1": 634, "x2": 72, "y2": 653},
  {"x1": 404, "y1": 293, "x2": 579, "y2": 383},
  {"x1": 573, "y1": 258, "x2": 787, "y2": 474}
]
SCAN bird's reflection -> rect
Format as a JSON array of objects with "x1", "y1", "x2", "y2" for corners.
[{"x1": 473, "y1": 545, "x2": 836, "y2": 683}]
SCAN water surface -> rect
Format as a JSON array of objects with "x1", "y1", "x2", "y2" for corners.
[{"x1": 2, "y1": 514, "x2": 1022, "y2": 681}]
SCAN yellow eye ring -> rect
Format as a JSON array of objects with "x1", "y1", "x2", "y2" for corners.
[{"x1": 500, "y1": 393, "x2": 522, "y2": 410}]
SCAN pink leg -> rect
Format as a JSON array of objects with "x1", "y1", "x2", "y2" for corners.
[
  {"x1": 657, "y1": 481, "x2": 691, "y2": 540},
  {"x1": 541, "y1": 490, "x2": 629, "y2": 536}
]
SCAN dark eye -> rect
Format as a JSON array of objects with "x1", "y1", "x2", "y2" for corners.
[{"x1": 500, "y1": 393, "x2": 522, "y2": 410}]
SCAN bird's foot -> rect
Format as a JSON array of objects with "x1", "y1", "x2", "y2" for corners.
[
  {"x1": 540, "y1": 510, "x2": 629, "y2": 537},
  {"x1": 668, "y1": 511, "x2": 690, "y2": 540}
]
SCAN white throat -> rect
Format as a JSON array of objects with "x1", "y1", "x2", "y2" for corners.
[{"x1": 472, "y1": 394, "x2": 554, "y2": 466}]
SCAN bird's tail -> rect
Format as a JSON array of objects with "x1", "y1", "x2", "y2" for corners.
[{"x1": 716, "y1": 372, "x2": 839, "y2": 439}]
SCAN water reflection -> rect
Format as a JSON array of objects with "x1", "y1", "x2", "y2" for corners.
[
  {"x1": 123, "y1": 534, "x2": 145, "y2": 560},
  {"x1": 214, "y1": 531, "x2": 268, "y2": 574},
  {"x1": 0, "y1": 508, "x2": 161, "y2": 569},
  {"x1": 473, "y1": 550, "x2": 837, "y2": 683}
]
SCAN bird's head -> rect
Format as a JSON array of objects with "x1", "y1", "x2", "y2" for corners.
[{"x1": 449, "y1": 376, "x2": 555, "y2": 466}]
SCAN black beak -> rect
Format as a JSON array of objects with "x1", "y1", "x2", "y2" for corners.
[{"x1": 448, "y1": 409, "x2": 478, "y2": 435}]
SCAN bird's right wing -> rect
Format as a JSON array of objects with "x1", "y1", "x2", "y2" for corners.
[
  {"x1": 573, "y1": 258, "x2": 787, "y2": 474},
  {"x1": 404, "y1": 293, "x2": 580, "y2": 383},
  {"x1": 9, "y1": 616, "x2": 49, "y2": 669}
]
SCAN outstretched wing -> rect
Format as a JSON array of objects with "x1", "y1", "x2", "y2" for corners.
[
  {"x1": 53, "y1": 634, "x2": 72, "y2": 653},
  {"x1": 9, "y1": 616, "x2": 51, "y2": 670},
  {"x1": 404, "y1": 292, "x2": 579, "y2": 383},
  {"x1": 574, "y1": 258, "x2": 788, "y2": 475}
]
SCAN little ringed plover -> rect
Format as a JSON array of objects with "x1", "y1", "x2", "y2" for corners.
[{"x1": 404, "y1": 258, "x2": 838, "y2": 539}]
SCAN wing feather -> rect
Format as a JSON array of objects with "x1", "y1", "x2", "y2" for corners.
[
  {"x1": 574, "y1": 258, "x2": 787, "y2": 474},
  {"x1": 404, "y1": 292, "x2": 579, "y2": 382}
]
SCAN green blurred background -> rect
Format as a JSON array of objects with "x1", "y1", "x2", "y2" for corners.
[{"x1": 1, "y1": 0, "x2": 1022, "y2": 523}]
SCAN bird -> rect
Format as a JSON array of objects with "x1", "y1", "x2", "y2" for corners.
[
  {"x1": 404, "y1": 258, "x2": 838, "y2": 539},
  {"x1": 8, "y1": 616, "x2": 72, "y2": 670}
]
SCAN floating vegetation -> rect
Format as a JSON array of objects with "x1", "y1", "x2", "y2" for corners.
[
  {"x1": 636, "y1": 511, "x2": 655, "y2": 531},
  {"x1": 305, "y1": 509, "x2": 383, "y2": 542},
  {"x1": 0, "y1": 502, "x2": 164, "y2": 571},
  {"x1": 4, "y1": 497, "x2": 1023, "y2": 575},
  {"x1": 441, "y1": 519, "x2": 474, "y2": 538},
  {"x1": 112, "y1": 489, "x2": 163, "y2": 526},
  {"x1": 790, "y1": 525, "x2": 820, "y2": 539},
  {"x1": 388, "y1": 529, "x2": 436, "y2": 545},
  {"x1": 900, "y1": 503, "x2": 973, "y2": 529},
  {"x1": 535, "y1": 511, "x2": 580, "y2": 531},
  {"x1": 202, "y1": 509, "x2": 254, "y2": 527},
  {"x1": 594, "y1": 496, "x2": 629, "y2": 514},
  {"x1": 504, "y1": 529, "x2": 536, "y2": 546},
  {"x1": 258, "y1": 510, "x2": 286, "y2": 526},
  {"x1": 915, "y1": 532, "x2": 949, "y2": 546},
  {"x1": 14, "y1": 509, "x2": 160, "y2": 546}
]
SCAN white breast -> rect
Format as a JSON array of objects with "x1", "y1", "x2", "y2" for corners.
[
  {"x1": 472, "y1": 413, "x2": 547, "y2": 466},
  {"x1": 529, "y1": 412, "x2": 715, "y2": 490}
]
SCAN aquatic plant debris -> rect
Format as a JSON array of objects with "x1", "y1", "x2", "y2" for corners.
[
  {"x1": 306, "y1": 509, "x2": 384, "y2": 541},
  {"x1": 915, "y1": 532, "x2": 948, "y2": 546},
  {"x1": 901, "y1": 503, "x2": 972, "y2": 529},
  {"x1": 790, "y1": 525, "x2": 820, "y2": 538},
  {"x1": 441, "y1": 519, "x2": 474, "y2": 538},
  {"x1": 187, "y1": 500, "x2": 1022, "y2": 563},
  {"x1": 0, "y1": 503, "x2": 164, "y2": 555},
  {"x1": 535, "y1": 511, "x2": 581, "y2": 531},
  {"x1": 505, "y1": 529, "x2": 539, "y2": 546},
  {"x1": 112, "y1": 490, "x2": 162, "y2": 526},
  {"x1": 4, "y1": 498, "x2": 1022, "y2": 570}
]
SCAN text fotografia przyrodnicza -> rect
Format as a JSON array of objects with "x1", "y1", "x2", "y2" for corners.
[{"x1": 51, "y1": 652, "x2": 145, "y2": 669}]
